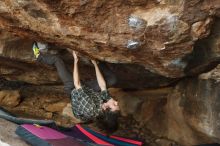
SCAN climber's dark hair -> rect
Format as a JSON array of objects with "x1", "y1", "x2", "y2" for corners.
[{"x1": 95, "y1": 108, "x2": 120, "y2": 135}]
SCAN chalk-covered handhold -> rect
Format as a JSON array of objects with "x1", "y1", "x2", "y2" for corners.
[
  {"x1": 128, "y1": 16, "x2": 146, "y2": 29},
  {"x1": 127, "y1": 40, "x2": 140, "y2": 50}
]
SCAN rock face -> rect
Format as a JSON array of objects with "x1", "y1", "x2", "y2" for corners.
[
  {"x1": 1, "y1": 84, "x2": 81, "y2": 127},
  {"x1": 0, "y1": 0, "x2": 219, "y2": 78},
  {"x1": 164, "y1": 76, "x2": 220, "y2": 145},
  {"x1": 0, "y1": 33, "x2": 177, "y2": 89},
  {"x1": 185, "y1": 18, "x2": 220, "y2": 76},
  {"x1": 109, "y1": 63, "x2": 220, "y2": 146},
  {"x1": 1, "y1": 1, "x2": 220, "y2": 146},
  {"x1": 2, "y1": 73, "x2": 220, "y2": 145},
  {"x1": 0, "y1": 90, "x2": 20, "y2": 107}
]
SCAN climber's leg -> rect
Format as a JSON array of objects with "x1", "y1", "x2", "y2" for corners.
[{"x1": 37, "y1": 54, "x2": 74, "y2": 95}]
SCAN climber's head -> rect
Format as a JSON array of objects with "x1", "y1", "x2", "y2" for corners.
[
  {"x1": 95, "y1": 98, "x2": 120, "y2": 134},
  {"x1": 96, "y1": 108, "x2": 120, "y2": 134},
  {"x1": 102, "y1": 98, "x2": 120, "y2": 112}
]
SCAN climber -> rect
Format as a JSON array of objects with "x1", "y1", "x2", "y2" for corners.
[
  {"x1": 32, "y1": 42, "x2": 120, "y2": 132},
  {"x1": 71, "y1": 51, "x2": 120, "y2": 133}
]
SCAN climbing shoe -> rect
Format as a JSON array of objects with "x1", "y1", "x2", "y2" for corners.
[{"x1": 32, "y1": 42, "x2": 40, "y2": 58}]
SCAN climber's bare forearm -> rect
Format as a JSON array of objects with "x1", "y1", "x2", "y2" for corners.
[
  {"x1": 73, "y1": 51, "x2": 81, "y2": 89},
  {"x1": 92, "y1": 61, "x2": 107, "y2": 91}
]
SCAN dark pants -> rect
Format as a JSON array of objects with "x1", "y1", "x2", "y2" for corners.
[
  {"x1": 37, "y1": 54, "x2": 117, "y2": 95},
  {"x1": 37, "y1": 54, "x2": 74, "y2": 95}
]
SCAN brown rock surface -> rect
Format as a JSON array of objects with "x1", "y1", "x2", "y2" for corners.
[
  {"x1": 162, "y1": 72, "x2": 220, "y2": 145},
  {"x1": 62, "y1": 103, "x2": 81, "y2": 123},
  {"x1": 2, "y1": 77, "x2": 220, "y2": 146},
  {"x1": 87, "y1": 87, "x2": 177, "y2": 145},
  {"x1": 44, "y1": 101, "x2": 68, "y2": 112},
  {"x1": 109, "y1": 77, "x2": 220, "y2": 146},
  {"x1": 1, "y1": 1, "x2": 220, "y2": 146},
  {"x1": 1, "y1": 85, "x2": 81, "y2": 127},
  {"x1": 0, "y1": 0, "x2": 219, "y2": 78},
  {"x1": 0, "y1": 90, "x2": 20, "y2": 107},
  {"x1": 185, "y1": 18, "x2": 220, "y2": 76},
  {"x1": 0, "y1": 33, "x2": 177, "y2": 89}
]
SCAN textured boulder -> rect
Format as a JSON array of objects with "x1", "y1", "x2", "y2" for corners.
[
  {"x1": 1, "y1": 1, "x2": 220, "y2": 146},
  {"x1": 44, "y1": 101, "x2": 67, "y2": 112},
  {"x1": 164, "y1": 68, "x2": 220, "y2": 145},
  {"x1": 0, "y1": 90, "x2": 20, "y2": 107},
  {"x1": 2, "y1": 74, "x2": 220, "y2": 145},
  {"x1": 2, "y1": 85, "x2": 80, "y2": 127},
  {"x1": 0, "y1": 0, "x2": 219, "y2": 78},
  {"x1": 0, "y1": 32, "x2": 176, "y2": 89},
  {"x1": 185, "y1": 18, "x2": 220, "y2": 76},
  {"x1": 110, "y1": 69, "x2": 220, "y2": 146}
]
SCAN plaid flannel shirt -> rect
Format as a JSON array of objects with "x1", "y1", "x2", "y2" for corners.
[{"x1": 71, "y1": 86, "x2": 111, "y2": 121}]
